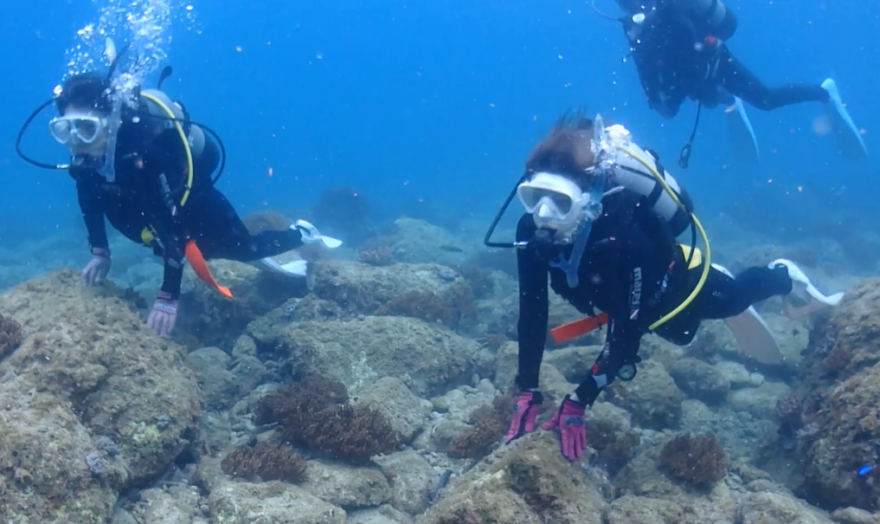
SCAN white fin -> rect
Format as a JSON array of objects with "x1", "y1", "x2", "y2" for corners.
[
  {"x1": 251, "y1": 257, "x2": 309, "y2": 278},
  {"x1": 821, "y1": 78, "x2": 868, "y2": 160},
  {"x1": 726, "y1": 97, "x2": 760, "y2": 163},
  {"x1": 724, "y1": 307, "x2": 783, "y2": 365}
]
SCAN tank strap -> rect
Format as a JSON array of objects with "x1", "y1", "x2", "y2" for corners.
[{"x1": 644, "y1": 149, "x2": 667, "y2": 208}]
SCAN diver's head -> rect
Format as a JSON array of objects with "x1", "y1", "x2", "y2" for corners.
[
  {"x1": 49, "y1": 74, "x2": 114, "y2": 156},
  {"x1": 517, "y1": 112, "x2": 608, "y2": 242}
]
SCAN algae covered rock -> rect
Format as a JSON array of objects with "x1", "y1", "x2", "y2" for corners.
[
  {"x1": 805, "y1": 277, "x2": 880, "y2": 380},
  {"x1": 0, "y1": 270, "x2": 202, "y2": 524},
  {"x1": 354, "y1": 377, "x2": 432, "y2": 443},
  {"x1": 668, "y1": 357, "x2": 730, "y2": 404},
  {"x1": 736, "y1": 491, "x2": 836, "y2": 524},
  {"x1": 605, "y1": 359, "x2": 683, "y2": 430},
  {"x1": 802, "y1": 360, "x2": 880, "y2": 510},
  {"x1": 603, "y1": 495, "x2": 683, "y2": 524},
  {"x1": 302, "y1": 460, "x2": 392, "y2": 510},
  {"x1": 207, "y1": 480, "x2": 346, "y2": 524},
  {"x1": 416, "y1": 431, "x2": 606, "y2": 524},
  {"x1": 248, "y1": 315, "x2": 479, "y2": 397}
]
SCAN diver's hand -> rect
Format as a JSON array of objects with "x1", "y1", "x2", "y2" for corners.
[
  {"x1": 293, "y1": 220, "x2": 343, "y2": 249},
  {"x1": 147, "y1": 292, "x2": 178, "y2": 338},
  {"x1": 504, "y1": 389, "x2": 544, "y2": 444},
  {"x1": 541, "y1": 395, "x2": 587, "y2": 461},
  {"x1": 81, "y1": 248, "x2": 111, "y2": 287}
]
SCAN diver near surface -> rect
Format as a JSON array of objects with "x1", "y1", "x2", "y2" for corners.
[
  {"x1": 16, "y1": 59, "x2": 341, "y2": 338},
  {"x1": 487, "y1": 111, "x2": 844, "y2": 461},
  {"x1": 605, "y1": 0, "x2": 868, "y2": 164}
]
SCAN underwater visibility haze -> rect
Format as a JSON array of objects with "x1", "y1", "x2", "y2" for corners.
[{"x1": 0, "y1": 0, "x2": 879, "y2": 522}]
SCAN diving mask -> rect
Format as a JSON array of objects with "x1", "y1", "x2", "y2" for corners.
[
  {"x1": 517, "y1": 172, "x2": 603, "y2": 234},
  {"x1": 49, "y1": 114, "x2": 107, "y2": 146}
]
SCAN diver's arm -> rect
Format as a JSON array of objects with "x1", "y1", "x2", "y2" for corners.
[
  {"x1": 515, "y1": 214, "x2": 550, "y2": 390},
  {"x1": 573, "y1": 229, "x2": 648, "y2": 405},
  {"x1": 73, "y1": 173, "x2": 110, "y2": 251}
]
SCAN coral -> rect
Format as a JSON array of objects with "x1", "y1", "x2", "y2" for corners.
[
  {"x1": 449, "y1": 395, "x2": 517, "y2": 460},
  {"x1": 658, "y1": 433, "x2": 728, "y2": 488},
  {"x1": 0, "y1": 313, "x2": 22, "y2": 359},
  {"x1": 375, "y1": 281, "x2": 477, "y2": 330},
  {"x1": 255, "y1": 376, "x2": 400, "y2": 465},
  {"x1": 241, "y1": 210, "x2": 292, "y2": 234},
  {"x1": 587, "y1": 419, "x2": 640, "y2": 477},
  {"x1": 221, "y1": 442, "x2": 307, "y2": 483}
]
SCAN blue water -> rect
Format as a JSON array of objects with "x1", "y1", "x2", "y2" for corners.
[{"x1": 1, "y1": 0, "x2": 878, "y2": 249}]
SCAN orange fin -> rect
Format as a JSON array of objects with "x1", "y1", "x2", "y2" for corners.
[
  {"x1": 551, "y1": 312, "x2": 608, "y2": 345},
  {"x1": 185, "y1": 240, "x2": 233, "y2": 299}
]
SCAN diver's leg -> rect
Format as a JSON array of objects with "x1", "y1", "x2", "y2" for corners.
[
  {"x1": 188, "y1": 189, "x2": 302, "y2": 262},
  {"x1": 715, "y1": 46, "x2": 829, "y2": 111},
  {"x1": 692, "y1": 265, "x2": 793, "y2": 320}
]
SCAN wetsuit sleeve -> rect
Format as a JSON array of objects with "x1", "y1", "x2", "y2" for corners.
[
  {"x1": 514, "y1": 214, "x2": 549, "y2": 390},
  {"x1": 74, "y1": 173, "x2": 109, "y2": 250},
  {"x1": 140, "y1": 129, "x2": 191, "y2": 300},
  {"x1": 574, "y1": 224, "x2": 653, "y2": 406}
]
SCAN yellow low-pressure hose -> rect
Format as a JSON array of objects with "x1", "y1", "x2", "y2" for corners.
[{"x1": 615, "y1": 146, "x2": 712, "y2": 331}]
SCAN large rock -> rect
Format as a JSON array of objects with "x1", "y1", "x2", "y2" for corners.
[
  {"x1": 311, "y1": 259, "x2": 468, "y2": 317},
  {"x1": 668, "y1": 357, "x2": 730, "y2": 404},
  {"x1": 248, "y1": 315, "x2": 482, "y2": 397},
  {"x1": 605, "y1": 360, "x2": 683, "y2": 430},
  {"x1": 302, "y1": 461, "x2": 392, "y2": 510},
  {"x1": 355, "y1": 377, "x2": 432, "y2": 443},
  {"x1": 416, "y1": 431, "x2": 606, "y2": 524},
  {"x1": 804, "y1": 278, "x2": 880, "y2": 382},
  {"x1": 187, "y1": 347, "x2": 239, "y2": 411},
  {"x1": 207, "y1": 480, "x2": 346, "y2": 524},
  {"x1": 736, "y1": 491, "x2": 835, "y2": 524},
  {"x1": 802, "y1": 360, "x2": 880, "y2": 510},
  {"x1": 0, "y1": 270, "x2": 203, "y2": 524},
  {"x1": 374, "y1": 450, "x2": 439, "y2": 515},
  {"x1": 177, "y1": 260, "x2": 311, "y2": 348}
]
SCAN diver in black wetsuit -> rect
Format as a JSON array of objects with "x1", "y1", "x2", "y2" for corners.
[
  {"x1": 611, "y1": 0, "x2": 867, "y2": 161},
  {"x1": 495, "y1": 112, "x2": 844, "y2": 461},
  {"x1": 42, "y1": 73, "x2": 340, "y2": 337}
]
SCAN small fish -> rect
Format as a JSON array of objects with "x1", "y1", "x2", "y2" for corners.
[
  {"x1": 859, "y1": 465, "x2": 874, "y2": 476},
  {"x1": 439, "y1": 245, "x2": 463, "y2": 253}
]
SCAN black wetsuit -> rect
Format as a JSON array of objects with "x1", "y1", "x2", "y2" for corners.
[
  {"x1": 624, "y1": 1, "x2": 829, "y2": 117},
  {"x1": 71, "y1": 104, "x2": 304, "y2": 299},
  {"x1": 514, "y1": 191, "x2": 792, "y2": 406}
]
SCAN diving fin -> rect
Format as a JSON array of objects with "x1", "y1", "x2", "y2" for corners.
[
  {"x1": 769, "y1": 258, "x2": 845, "y2": 320},
  {"x1": 251, "y1": 257, "x2": 309, "y2": 278},
  {"x1": 821, "y1": 78, "x2": 868, "y2": 160},
  {"x1": 713, "y1": 264, "x2": 782, "y2": 365},
  {"x1": 726, "y1": 97, "x2": 760, "y2": 163}
]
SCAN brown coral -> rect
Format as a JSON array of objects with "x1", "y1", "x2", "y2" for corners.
[
  {"x1": 255, "y1": 376, "x2": 400, "y2": 465},
  {"x1": 659, "y1": 433, "x2": 728, "y2": 488},
  {"x1": 449, "y1": 395, "x2": 517, "y2": 460},
  {"x1": 221, "y1": 442, "x2": 307, "y2": 483},
  {"x1": 359, "y1": 246, "x2": 394, "y2": 267},
  {"x1": 0, "y1": 313, "x2": 23, "y2": 359},
  {"x1": 457, "y1": 265, "x2": 494, "y2": 299}
]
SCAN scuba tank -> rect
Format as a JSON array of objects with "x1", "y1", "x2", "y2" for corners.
[
  {"x1": 139, "y1": 88, "x2": 207, "y2": 160},
  {"x1": 595, "y1": 122, "x2": 694, "y2": 237},
  {"x1": 676, "y1": 0, "x2": 737, "y2": 41}
]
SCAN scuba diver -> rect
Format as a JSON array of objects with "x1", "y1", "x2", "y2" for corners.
[
  {"x1": 485, "y1": 111, "x2": 844, "y2": 461},
  {"x1": 16, "y1": 56, "x2": 341, "y2": 338},
  {"x1": 603, "y1": 0, "x2": 868, "y2": 166}
]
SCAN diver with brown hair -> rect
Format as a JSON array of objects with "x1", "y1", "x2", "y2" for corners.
[{"x1": 484, "y1": 111, "x2": 844, "y2": 460}]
